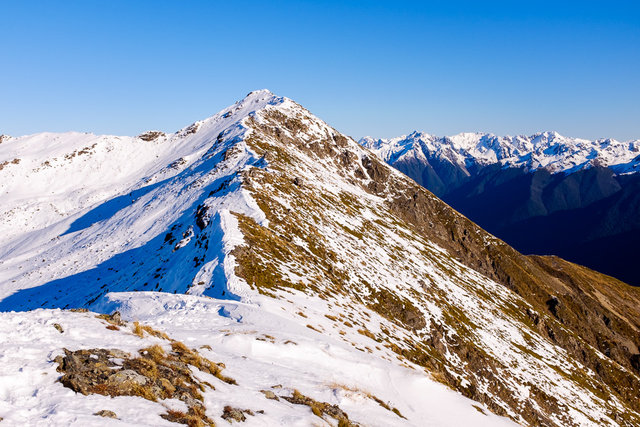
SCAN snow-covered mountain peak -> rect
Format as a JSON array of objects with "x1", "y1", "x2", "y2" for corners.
[
  {"x1": 2, "y1": 93, "x2": 640, "y2": 426},
  {"x1": 170, "y1": 89, "x2": 284, "y2": 139},
  {"x1": 362, "y1": 130, "x2": 640, "y2": 174},
  {"x1": 0, "y1": 90, "x2": 302, "y2": 248},
  {"x1": 220, "y1": 88, "x2": 283, "y2": 117}
]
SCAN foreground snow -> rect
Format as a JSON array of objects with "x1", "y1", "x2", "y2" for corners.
[{"x1": 0, "y1": 292, "x2": 514, "y2": 426}]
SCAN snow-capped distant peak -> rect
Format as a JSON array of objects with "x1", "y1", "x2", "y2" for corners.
[{"x1": 361, "y1": 130, "x2": 640, "y2": 175}]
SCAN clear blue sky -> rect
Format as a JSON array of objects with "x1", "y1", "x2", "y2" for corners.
[{"x1": 1, "y1": 1, "x2": 639, "y2": 140}]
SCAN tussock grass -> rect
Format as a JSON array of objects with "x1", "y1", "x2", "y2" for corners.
[
  {"x1": 328, "y1": 382, "x2": 406, "y2": 419},
  {"x1": 281, "y1": 389, "x2": 355, "y2": 425}
]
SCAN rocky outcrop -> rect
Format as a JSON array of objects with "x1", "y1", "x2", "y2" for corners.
[
  {"x1": 137, "y1": 131, "x2": 166, "y2": 141},
  {"x1": 55, "y1": 341, "x2": 235, "y2": 427}
]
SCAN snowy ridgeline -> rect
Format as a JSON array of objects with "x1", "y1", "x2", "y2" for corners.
[
  {"x1": 361, "y1": 131, "x2": 640, "y2": 175},
  {"x1": 0, "y1": 91, "x2": 515, "y2": 426},
  {"x1": 0, "y1": 90, "x2": 638, "y2": 426}
]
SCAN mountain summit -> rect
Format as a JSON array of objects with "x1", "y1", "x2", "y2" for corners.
[{"x1": 1, "y1": 91, "x2": 640, "y2": 426}]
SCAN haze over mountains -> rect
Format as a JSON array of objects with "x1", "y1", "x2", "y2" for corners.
[
  {"x1": 362, "y1": 131, "x2": 640, "y2": 285},
  {"x1": 1, "y1": 91, "x2": 640, "y2": 426}
]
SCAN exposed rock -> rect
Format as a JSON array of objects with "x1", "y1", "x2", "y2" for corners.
[
  {"x1": 137, "y1": 131, "x2": 165, "y2": 142},
  {"x1": 53, "y1": 323, "x2": 64, "y2": 333},
  {"x1": 221, "y1": 405, "x2": 253, "y2": 422},
  {"x1": 55, "y1": 342, "x2": 233, "y2": 426},
  {"x1": 96, "y1": 311, "x2": 125, "y2": 326},
  {"x1": 109, "y1": 369, "x2": 147, "y2": 386},
  {"x1": 182, "y1": 123, "x2": 200, "y2": 135},
  {"x1": 367, "y1": 288, "x2": 426, "y2": 331},
  {"x1": 195, "y1": 205, "x2": 211, "y2": 230},
  {"x1": 339, "y1": 150, "x2": 357, "y2": 167},
  {"x1": 0, "y1": 158, "x2": 20, "y2": 171},
  {"x1": 169, "y1": 158, "x2": 187, "y2": 169},
  {"x1": 546, "y1": 296, "x2": 560, "y2": 317},
  {"x1": 93, "y1": 410, "x2": 117, "y2": 418},
  {"x1": 260, "y1": 389, "x2": 279, "y2": 400}
]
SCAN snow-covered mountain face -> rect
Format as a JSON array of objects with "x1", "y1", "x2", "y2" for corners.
[
  {"x1": 361, "y1": 131, "x2": 640, "y2": 176},
  {"x1": 361, "y1": 132, "x2": 640, "y2": 286},
  {"x1": 1, "y1": 91, "x2": 640, "y2": 426}
]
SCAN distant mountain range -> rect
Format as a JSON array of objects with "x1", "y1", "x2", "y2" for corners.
[
  {"x1": 362, "y1": 131, "x2": 640, "y2": 285},
  {"x1": 1, "y1": 91, "x2": 640, "y2": 426}
]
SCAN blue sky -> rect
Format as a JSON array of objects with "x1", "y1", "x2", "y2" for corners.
[{"x1": 1, "y1": 1, "x2": 639, "y2": 140}]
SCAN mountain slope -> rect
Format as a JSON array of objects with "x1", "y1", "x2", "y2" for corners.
[
  {"x1": 2, "y1": 293, "x2": 514, "y2": 426},
  {"x1": 1, "y1": 91, "x2": 640, "y2": 426},
  {"x1": 362, "y1": 132, "x2": 640, "y2": 285}
]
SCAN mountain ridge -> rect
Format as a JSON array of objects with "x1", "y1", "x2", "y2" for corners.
[
  {"x1": 361, "y1": 131, "x2": 640, "y2": 177},
  {"x1": 1, "y1": 90, "x2": 640, "y2": 426},
  {"x1": 362, "y1": 130, "x2": 640, "y2": 285}
]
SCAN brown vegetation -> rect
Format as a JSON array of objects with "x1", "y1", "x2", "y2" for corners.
[
  {"x1": 281, "y1": 389, "x2": 355, "y2": 426},
  {"x1": 55, "y1": 337, "x2": 235, "y2": 426},
  {"x1": 227, "y1": 105, "x2": 640, "y2": 425}
]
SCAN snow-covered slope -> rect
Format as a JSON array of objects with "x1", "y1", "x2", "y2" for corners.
[
  {"x1": 361, "y1": 131, "x2": 640, "y2": 175},
  {"x1": 1, "y1": 91, "x2": 640, "y2": 426},
  {"x1": 0, "y1": 91, "x2": 273, "y2": 306},
  {"x1": 0, "y1": 293, "x2": 514, "y2": 426}
]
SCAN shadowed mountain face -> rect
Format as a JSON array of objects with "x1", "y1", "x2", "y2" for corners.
[
  {"x1": 453, "y1": 169, "x2": 640, "y2": 285},
  {"x1": 363, "y1": 134, "x2": 640, "y2": 285},
  {"x1": 2, "y1": 91, "x2": 640, "y2": 426}
]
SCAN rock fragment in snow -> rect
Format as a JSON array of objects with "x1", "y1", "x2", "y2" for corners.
[{"x1": 93, "y1": 410, "x2": 117, "y2": 418}]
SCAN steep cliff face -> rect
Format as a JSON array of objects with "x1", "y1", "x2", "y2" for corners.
[
  {"x1": 362, "y1": 132, "x2": 640, "y2": 285},
  {"x1": 1, "y1": 91, "x2": 640, "y2": 426}
]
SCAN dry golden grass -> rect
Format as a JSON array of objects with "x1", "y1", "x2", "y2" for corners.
[
  {"x1": 283, "y1": 389, "x2": 355, "y2": 425},
  {"x1": 327, "y1": 382, "x2": 406, "y2": 419},
  {"x1": 141, "y1": 325, "x2": 170, "y2": 340},
  {"x1": 129, "y1": 321, "x2": 170, "y2": 340},
  {"x1": 132, "y1": 321, "x2": 144, "y2": 338},
  {"x1": 170, "y1": 341, "x2": 236, "y2": 385},
  {"x1": 161, "y1": 408, "x2": 212, "y2": 427},
  {"x1": 357, "y1": 328, "x2": 376, "y2": 339}
]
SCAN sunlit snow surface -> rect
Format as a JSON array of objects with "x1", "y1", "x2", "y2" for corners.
[{"x1": 0, "y1": 293, "x2": 515, "y2": 426}]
